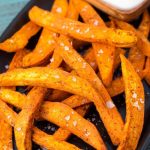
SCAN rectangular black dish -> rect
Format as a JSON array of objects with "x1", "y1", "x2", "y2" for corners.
[{"x1": 0, "y1": 0, "x2": 150, "y2": 150}]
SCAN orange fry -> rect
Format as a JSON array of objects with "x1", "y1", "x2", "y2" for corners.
[
  {"x1": 74, "y1": 0, "x2": 115, "y2": 86},
  {"x1": 0, "y1": 67, "x2": 123, "y2": 144},
  {"x1": 32, "y1": 127, "x2": 80, "y2": 150},
  {"x1": 0, "y1": 100, "x2": 80, "y2": 150},
  {"x1": 29, "y1": 6, "x2": 137, "y2": 47},
  {"x1": 57, "y1": 36, "x2": 124, "y2": 144},
  {"x1": 53, "y1": 105, "x2": 90, "y2": 141},
  {"x1": 0, "y1": 21, "x2": 40, "y2": 52},
  {"x1": 40, "y1": 102, "x2": 106, "y2": 150},
  {"x1": 14, "y1": 87, "x2": 47, "y2": 150},
  {"x1": 113, "y1": 19, "x2": 150, "y2": 56},
  {"x1": 118, "y1": 55, "x2": 144, "y2": 150},
  {"x1": 23, "y1": 0, "x2": 68, "y2": 67}
]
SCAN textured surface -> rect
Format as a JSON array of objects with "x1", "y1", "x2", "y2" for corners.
[{"x1": 0, "y1": 0, "x2": 29, "y2": 35}]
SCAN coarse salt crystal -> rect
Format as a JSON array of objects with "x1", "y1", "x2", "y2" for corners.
[
  {"x1": 65, "y1": 115, "x2": 70, "y2": 121},
  {"x1": 5, "y1": 65, "x2": 9, "y2": 69},
  {"x1": 90, "y1": 62, "x2": 95, "y2": 67},
  {"x1": 54, "y1": 75, "x2": 60, "y2": 79},
  {"x1": 85, "y1": 130, "x2": 90, "y2": 137},
  {"x1": 93, "y1": 20, "x2": 99, "y2": 26},
  {"x1": 9, "y1": 39, "x2": 14, "y2": 43},
  {"x1": 50, "y1": 57, "x2": 54, "y2": 63},
  {"x1": 82, "y1": 62, "x2": 87, "y2": 68},
  {"x1": 7, "y1": 115, "x2": 11, "y2": 119},
  {"x1": 73, "y1": 120, "x2": 77, "y2": 126},
  {"x1": 76, "y1": 29, "x2": 80, "y2": 33},
  {"x1": 98, "y1": 49, "x2": 103, "y2": 54},
  {"x1": 17, "y1": 127, "x2": 21, "y2": 131},
  {"x1": 106, "y1": 101, "x2": 115, "y2": 109},
  {"x1": 132, "y1": 92, "x2": 137, "y2": 99},
  {"x1": 72, "y1": 76, "x2": 77, "y2": 82},
  {"x1": 56, "y1": 7, "x2": 62, "y2": 13},
  {"x1": 39, "y1": 49, "x2": 43, "y2": 53},
  {"x1": 64, "y1": 46, "x2": 69, "y2": 51},
  {"x1": 139, "y1": 98, "x2": 144, "y2": 104},
  {"x1": 85, "y1": 28, "x2": 90, "y2": 33},
  {"x1": 132, "y1": 101, "x2": 141, "y2": 110}
]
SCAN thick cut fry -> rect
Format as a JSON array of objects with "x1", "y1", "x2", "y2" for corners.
[
  {"x1": 0, "y1": 67, "x2": 123, "y2": 144},
  {"x1": 74, "y1": 0, "x2": 115, "y2": 86},
  {"x1": 145, "y1": 57, "x2": 150, "y2": 85},
  {"x1": 0, "y1": 22, "x2": 40, "y2": 52},
  {"x1": 62, "y1": 95, "x2": 91, "y2": 108},
  {"x1": 23, "y1": 0, "x2": 68, "y2": 67},
  {"x1": 14, "y1": 87, "x2": 47, "y2": 150},
  {"x1": 57, "y1": 35, "x2": 124, "y2": 144},
  {"x1": 53, "y1": 105, "x2": 90, "y2": 141},
  {"x1": 107, "y1": 70, "x2": 146, "y2": 97},
  {"x1": 40, "y1": 102, "x2": 106, "y2": 150},
  {"x1": 32, "y1": 127, "x2": 80, "y2": 150},
  {"x1": 9, "y1": 49, "x2": 30, "y2": 70},
  {"x1": 29, "y1": 6, "x2": 137, "y2": 47},
  {"x1": 0, "y1": 120, "x2": 12, "y2": 150},
  {"x1": 0, "y1": 100, "x2": 80, "y2": 150},
  {"x1": 49, "y1": 0, "x2": 79, "y2": 69},
  {"x1": 114, "y1": 48, "x2": 126, "y2": 70},
  {"x1": 0, "y1": 49, "x2": 29, "y2": 149},
  {"x1": 48, "y1": 89, "x2": 71, "y2": 101},
  {"x1": 138, "y1": 10, "x2": 150, "y2": 38},
  {"x1": 113, "y1": 19, "x2": 150, "y2": 56},
  {"x1": 118, "y1": 55, "x2": 144, "y2": 150}
]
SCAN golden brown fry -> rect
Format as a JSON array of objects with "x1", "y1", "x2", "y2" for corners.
[
  {"x1": 0, "y1": 21, "x2": 40, "y2": 52},
  {"x1": 53, "y1": 104, "x2": 90, "y2": 141},
  {"x1": 113, "y1": 19, "x2": 150, "y2": 56},
  {"x1": 29, "y1": 6, "x2": 137, "y2": 47},
  {"x1": 23, "y1": 0, "x2": 68, "y2": 67},
  {"x1": 40, "y1": 102, "x2": 106, "y2": 150},
  {"x1": 9, "y1": 49, "x2": 30, "y2": 70},
  {"x1": 83, "y1": 47, "x2": 97, "y2": 71},
  {"x1": 14, "y1": 87, "x2": 47, "y2": 150},
  {"x1": 114, "y1": 48, "x2": 126, "y2": 70},
  {"x1": 49, "y1": 0, "x2": 79, "y2": 69},
  {"x1": 48, "y1": 89, "x2": 71, "y2": 101},
  {"x1": 118, "y1": 55, "x2": 144, "y2": 150},
  {"x1": 53, "y1": 36, "x2": 124, "y2": 144},
  {"x1": 74, "y1": 0, "x2": 115, "y2": 86},
  {"x1": 62, "y1": 95, "x2": 91, "y2": 108},
  {"x1": 0, "y1": 100, "x2": 80, "y2": 150},
  {"x1": 32, "y1": 127, "x2": 81, "y2": 150},
  {"x1": 138, "y1": 10, "x2": 150, "y2": 37},
  {"x1": 0, "y1": 120, "x2": 12, "y2": 150},
  {"x1": 0, "y1": 67, "x2": 123, "y2": 144}
]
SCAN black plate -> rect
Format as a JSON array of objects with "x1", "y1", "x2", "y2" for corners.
[{"x1": 0, "y1": 0, "x2": 150, "y2": 150}]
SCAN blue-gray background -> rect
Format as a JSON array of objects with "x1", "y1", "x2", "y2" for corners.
[{"x1": 0, "y1": 0, "x2": 29, "y2": 35}]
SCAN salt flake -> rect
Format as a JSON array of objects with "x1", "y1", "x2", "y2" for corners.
[
  {"x1": 106, "y1": 101, "x2": 115, "y2": 109},
  {"x1": 73, "y1": 120, "x2": 77, "y2": 126},
  {"x1": 65, "y1": 115, "x2": 70, "y2": 121}
]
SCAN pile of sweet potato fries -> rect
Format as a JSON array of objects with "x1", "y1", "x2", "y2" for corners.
[{"x1": 0, "y1": 0, "x2": 149, "y2": 149}]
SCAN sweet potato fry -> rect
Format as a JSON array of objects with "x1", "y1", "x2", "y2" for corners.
[
  {"x1": 0, "y1": 100, "x2": 81, "y2": 150},
  {"x1": 118, "y1": 55, "x2": 144, "y2": 150},
  {"x1": 29, "y1": 6, "x2": 137, "y2": 47},
  {"x1": 53, "y1": 36, "x2": 124, "y2": 144},
  {"x1": 0, "y1": 67, "x2": 123, "y2": 144},
  {"x1": 32, "y1": 127, "x2": 80, "y2": 150},
  {"x1": 62, "y1": 95, "x2": 91, "y2": 108},
  {"x1": 113, "y1": 19, "x2": 150, "y2": 56},
  {"x1": 14, "y1": 87, "x2": 47, "y2": 150},
  {"x1": 49, "y1": 0, "x2": 79, "y2": 69},
  {"x1": 22, "y1": 0, "x2": 68, "y2": 67},
  {"x1": 138, "y1": 10, "x2": 150, "y2": 38},
  {"x1": 145, "y1": 57, "x2": 150, "y2": 85},
  {"x1": 40, "y1": 102, "x2": 106, "y2": 149},
  {"x1": 0, "y1": 120, "x2": 12, "y2": 150},
  {"x1": 114, "y1": 48, "x2": 126, "y2": 70},
  {"x1": 74, "y1": 0, "x2": 115, "y2": 86},
  {"x1": 0, "y1": 21, "x2": 40, "y2": 52},
  {"x1": 53, "y1": 104, "x2": 90, "y2": 141}
]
